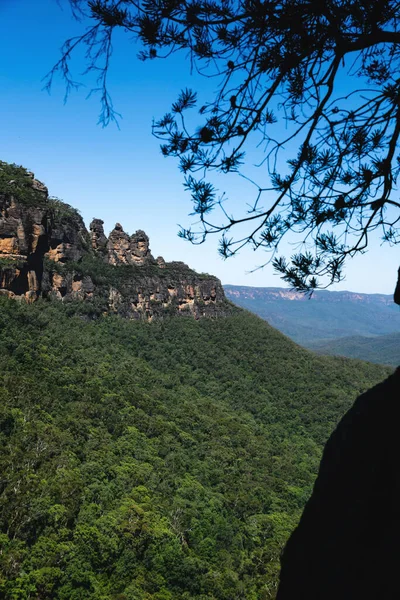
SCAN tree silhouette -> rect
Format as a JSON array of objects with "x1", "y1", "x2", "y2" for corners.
[{"x1": 48, "y1": 0, "x2": 400, "y2": 291}]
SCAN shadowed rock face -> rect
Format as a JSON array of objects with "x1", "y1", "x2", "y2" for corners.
[
  {"x1": 277, "y1": 367, "x2": 400, "y2": 600},
  {"x1": 46, "y1": 209, "x2": 88, "y2": 264},
  {"x1": 89, "y1": 218, "x2": 107, "y2": 254},
  {"x1": 395, "y1": 267, "x2": 400, "y2": 305},
  {"x1": 0, "y1": 164, "x2": 227, "y2": 319},
  {"x1": 0, "y1": 173, "x2": 49, "y2": 300},
  {"x1": 129, "y1": 229, "x2": 152, "y2": 265},
  {"x1": 0, "y1": 199, "x2": 46, "y2": 258}
]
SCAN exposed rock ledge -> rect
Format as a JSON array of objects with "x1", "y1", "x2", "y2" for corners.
[{"x1": 0, "y1": 162, "x2": 228, "y2": 319}]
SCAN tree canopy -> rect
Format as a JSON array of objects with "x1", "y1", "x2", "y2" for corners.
[
  {"x1": 0, "y1": 296, "x2": 390, "y2": 598},
  {"x1": 50, "y1": 0, "x2": 400, "y2": 290}
]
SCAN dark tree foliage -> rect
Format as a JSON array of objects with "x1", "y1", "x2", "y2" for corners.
[{"x1": 49, "y1": 0, "x2": 400, "y2": 290}]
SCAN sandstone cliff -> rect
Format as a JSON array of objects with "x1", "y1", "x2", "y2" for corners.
[{"x1": 0, "y1": 161, "x2": 228, "y2": 319}]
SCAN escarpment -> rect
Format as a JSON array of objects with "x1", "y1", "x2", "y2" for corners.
[{"x1": 0, "y1": 162, "x2": 227, "y2": 319}]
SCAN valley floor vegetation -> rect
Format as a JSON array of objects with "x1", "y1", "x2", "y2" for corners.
[{"x1": 0, "y1": 298, "x2": 390, "y2": 599}]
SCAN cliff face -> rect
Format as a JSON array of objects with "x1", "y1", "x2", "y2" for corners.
[{"x1": 0, "y1": 162, "x2": 227, "y2": 319}]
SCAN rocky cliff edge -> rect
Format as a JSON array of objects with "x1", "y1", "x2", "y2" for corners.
[{"x1": 0, "y1": 162, "x2": 227, "y2": 319}]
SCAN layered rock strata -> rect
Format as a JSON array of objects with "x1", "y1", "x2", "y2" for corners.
[{"x1": 0, "y1": 162, "x2": 227, "y2": 319}]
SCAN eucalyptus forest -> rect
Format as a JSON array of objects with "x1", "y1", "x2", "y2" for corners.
[
  {"x1": 2, "y1": 0, "x2": 400, "y2": 597},
  {"x1": 0, "y1": 295, "x2": 389, "y2": 599}
]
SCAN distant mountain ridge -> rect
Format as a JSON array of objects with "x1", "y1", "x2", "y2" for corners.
[
  {"x1": 224, "y1": 285, "x2": 400, "y2": 363},
  {"x1": 225, "y1": 285, "x2": 395, "y2": 306}
]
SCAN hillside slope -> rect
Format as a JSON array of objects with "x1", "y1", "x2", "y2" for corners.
[
  {"x1": 0, "y1": 298, "x2": 390, "y2": 600},
  {"x1": 224, "y1": 285, "x2": 400, "y2": 344},
  {"x1": 309, "y1": 332, "x2": 400, "y2": 367}
]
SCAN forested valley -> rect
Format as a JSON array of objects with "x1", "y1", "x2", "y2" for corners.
[
  {"x1": 3, "y1": 0, "x2": 400, "y2": 596},
  {"x1": 0, "y1": 298, "x2": 390, "y2": 599}
]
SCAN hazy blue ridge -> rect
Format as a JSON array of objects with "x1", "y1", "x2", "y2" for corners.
[
  {"x1": 223, "y1": 285, "x2": 400, "y2": 343},
  {"x1": 223, "y1": 285, "x2": 400, "y2": 365}
]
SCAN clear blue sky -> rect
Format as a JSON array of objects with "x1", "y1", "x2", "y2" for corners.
[{"x1": 0, "y1": 0, "x2": 398, "y2": 294}]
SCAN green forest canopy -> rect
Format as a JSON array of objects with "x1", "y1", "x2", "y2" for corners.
[{"x1": 0, "y1": 297, "x2": 390, "y2": 599}]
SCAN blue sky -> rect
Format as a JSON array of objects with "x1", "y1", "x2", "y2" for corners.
[{"x1": 0, "y1": 0, "x2": 399, "y2": 294}]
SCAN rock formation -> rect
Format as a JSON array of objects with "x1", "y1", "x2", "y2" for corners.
[
  {"x1": 107, "y1": 223, "x2": 154, "y2": 266},
  {"x1": 277, "y1": 367, "x2": 400, "y2": 600},
  {"x1": 107, "y1": 223, "x2": 131, "y2": 265},
  {"x1": 129, "y1": 229, "x2": 152, "y2": 265},
  {"x1": 0, "y1": 162, "x2": 228, "y2": 319},
  {"x1": 46, "y1": 202, "x2": 89, "y2": 264},
  {"x1": 0, "y1": 166, "x2": 48, "y2": 301},
  {"x1": 395, "y1": 267, "x2": 400, "y2": 305},
  {"x1": 89, "y1": 218, "x2": 107, "y2": 254}
]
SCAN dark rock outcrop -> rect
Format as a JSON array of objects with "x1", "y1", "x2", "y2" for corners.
[
  {"x1": 46, "y1": 203, "x2": 89, "y2": 264},
  {"x1": 90, "y1": 218, "x2": 107, "y2": 254},
  {"x1": 277, "y1": 367, "x2": 400, "y2": 600},
  {"x1": 395, "y1": 267, "x2": 400, "y2": 305},
  {"x1": 129, "y1": 229, "x2": 152, "y2": 265},
  {"x1": 0, "y1": 167, "x2": 49, "y2": 301},
  {"x1": 0, "y1": 162, "x2": 228, "y2": 319}
]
